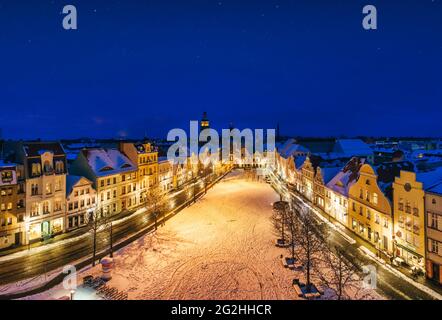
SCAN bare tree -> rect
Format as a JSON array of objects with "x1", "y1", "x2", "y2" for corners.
[
  {"x1": 294, "y1": 205, "x2": 328, "y2": 293},
  {"x1": 317, "y1": 246, "x2": 360, "y2": 300},
  {"x1": 272, "y1": 201, "x2": 290, "y2": 246},
  {"x1": 284, "y1": 209, "x2": 299, "y2": 261},
  {"x1": 87, "y1": 209, "x2": 110, "y2": 267},
  {"x1": 144, "y1": 185, "x2": 166, "y2": 230}
]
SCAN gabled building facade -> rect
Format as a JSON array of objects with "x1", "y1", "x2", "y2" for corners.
[
  {"x1": 392, "y1": 171, "x2": 425, "y2": 270},
  {"x1": 301, "y1": 157, "x2": 315, "y2": 202},
  {"x1": 119, "y1": 142, "x2": 159, "y2": 200},
  {"x1": 70, "y1": 148, "x2": 138, "y2": 217},
  {"x1": 425, "y1": 184, "x2": 442, "y2": 284},
  {"x1": 66, "y1": 175, "x2": 97, "y2": 230},
  {"x1": 348, "y1": 164, "x2": 394, "y2": 255},
  {"x1": 6, "y1": 142, "x2": 67, "y2": 243},
  {"x1": 0, "y1": 161, "x2": 26, "y2": 248},
  {"x1": 325, "y1": 157, "x2": 365, "y2": 226},
  {"x1": 158, "y1": 157, "x2": 174, "y2": 193}
]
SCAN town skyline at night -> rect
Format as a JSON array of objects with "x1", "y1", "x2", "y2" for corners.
[{"x1": 1, "y1": 0, "x2": 442, "y2": 307}]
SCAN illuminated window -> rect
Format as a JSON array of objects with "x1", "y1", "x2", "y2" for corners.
[
  {"x1": 373, "y1": 193, "x2": 378, "y2": 204},
  {"x1": 43, "y1": 201, "x2": 50, "y2": 214},
  {"x1": 46, "y1": 183, "x2": 52, "y2": 195}
]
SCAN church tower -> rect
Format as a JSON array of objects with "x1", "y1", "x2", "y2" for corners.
[{"x1": 200, "y1": 112, "x2": 210, "y2": 131}]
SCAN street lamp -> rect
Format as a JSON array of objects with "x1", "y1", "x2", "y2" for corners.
[
  {"x1": 377, "y1": 238, "x2": 382, "y2": 258},
  {"x1": 109, "y1": 222, "x2": 113, "y2": 258},
  {"x1": 25, "y1": 217, "x2": 31, "y2": 251},
  {"x1": 70, "y1": 289, "x2": 76, "y2": 300}
]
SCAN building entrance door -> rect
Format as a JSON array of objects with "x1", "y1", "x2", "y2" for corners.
[
  {"x1": 41, "y1": 221, "x2": 50, "y2": 238},
  {"x1": 14, "y1": 232, "x2": 20, "y2": 245},
  {"x1": 433, "y1": 263, "x2": 440, "y2": 283}
]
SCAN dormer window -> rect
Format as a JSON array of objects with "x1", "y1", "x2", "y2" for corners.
[
  {"x1": 99, "y1": 166, "x2": 113, "y2": 172},
  {"x1": 43, "y1": 160, "x2": 53, "y2": 174},
  {"x1": 55, "y1": 161, "x2": 64, "y2": 174},
  {"x1": 32, "y1": 163, "x2": 41, "y2": 177},
  {"x1": 1, "y1": 171, "x2": 13, "y2": 183}
]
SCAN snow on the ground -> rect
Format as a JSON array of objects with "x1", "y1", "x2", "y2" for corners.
[{"x1": 24, "y1": 170, "x2": 381, "y2": 300}]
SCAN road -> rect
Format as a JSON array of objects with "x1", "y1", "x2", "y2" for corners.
[
  {"x1": 0, "y1": 172, "x2": 226, "y2": 287},
  {"x1": 267, "y1": 169, "x2": 441, "y2": 300}
]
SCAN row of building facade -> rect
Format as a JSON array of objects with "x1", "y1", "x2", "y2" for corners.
[
  {"x1": 273, "y1": 139, "x2": 442, "y2": 285},
  {"x1": 0, "y1": 140, "x2": 229, "y2": 250}
]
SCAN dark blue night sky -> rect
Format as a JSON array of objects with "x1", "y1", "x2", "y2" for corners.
[{"x1": 0, "y1": 0, "x2": 441, "y2": 140}]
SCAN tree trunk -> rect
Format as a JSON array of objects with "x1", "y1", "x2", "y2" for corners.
[
  {"x1": 306, "y1": 251, "x2": 311, "y2": 290},
  {"x1": 291, "y1": 241, "x2": 295, "y2": 260},
  {"x1": 109, "y1": 223, "x2": 113, "y2": 258},
  {"x1": 92, "y1": 229, "x2": 97, "y2": 267}
]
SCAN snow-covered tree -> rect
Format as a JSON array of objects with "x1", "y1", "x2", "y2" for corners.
[
  {"x1": 87, "y1": 209, "x2": 110, "y2": 267},
  {"x1": 272, "y1": 201, "x2": 290, "y2": 245},
  {"x1": 144, "y1": 185, "x2": 166, "y2": 230},
  {"x1": 317, "y1": 246, "x2": 361, "y2": 300},
  {"x1": 294, "y1": 206, "x2": 328, "y2": 293},
  {"x1": 284, "y1": 209, "x2": 299, "y2": 261}
]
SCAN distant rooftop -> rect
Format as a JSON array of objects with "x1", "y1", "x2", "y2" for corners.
[{"x1": 82, "y1": 148, "x2": 136, "y2": 177}]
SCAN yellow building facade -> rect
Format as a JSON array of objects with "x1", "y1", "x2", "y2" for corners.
[
  {"x1": 392, "y1": 171, "x2": 425, "y2": 270},
  {"x1": 348, "y1": 164, "x2": 394, "y2": 255}
]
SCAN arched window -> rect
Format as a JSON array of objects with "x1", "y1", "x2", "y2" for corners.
[
  {"x1": 43, "y1": 160, "x2": 52, "y2": 173},
  {"x1": 43, "y1": 201, "x2": 50, "y2": 214},
  {"x1": 373, "y1": 193, "x2": 378, "y2": 205},
  {"x1": 55, "y1": 161, "x2": 64, "y2": 173},
  {"x1": 32, "y1": 163, "x2": 41, "y2": 176}
]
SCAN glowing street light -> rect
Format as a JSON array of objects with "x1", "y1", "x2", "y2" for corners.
[{"x1": 24, "y1": 217, "x2": 31, "y2": 251}]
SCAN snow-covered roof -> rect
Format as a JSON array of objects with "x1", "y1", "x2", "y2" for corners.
[
  {"x1": 371, "y1": 146, "x2": 398, "y2": 154},
  {"x1": 82, "y1": 148, "x2": 136, "y2": 177},
  {"x1": 0, "y1": 160, "x2": 16, "y2": 168},
  {"x1": 294, "y1": 155, "x2": 307, "y2": 170},
  {"x1": 278, "y1": 139, "x2": 309, "y2": 159},
  {"x1": 427, "y1": 181, "x2": 442, "y2": 195},
  {"x1": 22, "y1": 142, "x2": 66, "y2": 157},
  {"x1": 416, "y1": 167, "x2": 442, "y2": 191},
  {"x1": 64, "y1": 142, "x2": 101, "y2": 150},
  {"x1": 326, "y1": 157, "x2": 365, "y2": 197},
  {"x1": 320, "y1": 166, "x2": 342, "y2": 184},
  {"x1": 332, "y1": 139, "x2": 372, "y2": 157}
]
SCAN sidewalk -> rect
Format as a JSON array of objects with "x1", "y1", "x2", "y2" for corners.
[{"x1": 0, "y1": 206, "x2": 139, "y2": 258}]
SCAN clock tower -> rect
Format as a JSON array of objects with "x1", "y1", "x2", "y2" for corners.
[{"x1": 200, "y1": 112, "x2": 210, "y2": 131}]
